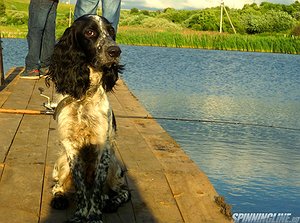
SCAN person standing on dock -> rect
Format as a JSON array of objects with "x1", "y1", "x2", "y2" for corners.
[
  {"x1": 20, "y1": 0, "x2": 58, "y2": 79},
  {"x1": 74, "y1": 0, "x2": 121, "y2": 33}
]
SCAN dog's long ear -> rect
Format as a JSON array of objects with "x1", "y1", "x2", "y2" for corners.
[
  {"x1": 101, "y1": 64, "x2": 124, "y2": 92},
  {"x1": 46, "y1": 26, "x2": 90, "y2": 99}
]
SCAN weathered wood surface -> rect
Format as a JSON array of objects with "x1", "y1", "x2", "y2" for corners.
[{"x1": 0, "y1": 67, "x2": 232, "y2": 223}]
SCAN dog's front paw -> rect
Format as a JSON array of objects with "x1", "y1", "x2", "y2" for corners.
[
  {"x1": 51, "y1": 192, "x2": 69, "y2": 210},
  {"x1": 87, "y1": 206, "x2": 103, "y2": 223},
  {"x1": 87, "y1": 214, "x2": 103, "y2": 223},
  {"x1": 103, "y1": 189, "x2": 131, "y2": 213},
  {"x1": 64, "y1": 216, "x2": 86, "y2": 223},
  {"x1": 65, "y1": 211, "x2": 88, "y2": 223},
  {"x1": 103, "y1": 199, "x2": 120, "y2": 213}
]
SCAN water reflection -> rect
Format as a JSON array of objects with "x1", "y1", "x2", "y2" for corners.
[
  {"x1": 120, "y1": 45, "x2": 300, "y2": 215},
  {"x1": 137, "y1": 92, "x2": 300, "y2": 130},
  {"x1": 162, "y1": 120, "x2": 300, "y2": 214}
]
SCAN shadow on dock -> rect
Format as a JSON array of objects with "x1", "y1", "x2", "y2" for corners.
[
  {"x1": 0, "y1": 67, "x2": 23, "y2": 91},
  {"x1": 42, "y1": 173, "x2": 158, "y2": 223}
]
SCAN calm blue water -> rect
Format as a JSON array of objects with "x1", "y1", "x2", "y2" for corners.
[{"x1": 2, "y1": 39, "x2": 300, "y2": 217}]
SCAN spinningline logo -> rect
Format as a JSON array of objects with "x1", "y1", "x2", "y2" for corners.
[{"x1": 232, "y1": 213, "x2": 300, "y2": 223}]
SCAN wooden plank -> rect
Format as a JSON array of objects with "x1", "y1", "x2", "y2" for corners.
[
  {"x1": 0, "y1": 67, "x2": 23, "y2": 104},
  {"x1": 39, "y1": 165, "x2": 69, "y2": 223},
  {"x1": 0, "y1": 115, "x2": 51, "y2": 222},
  {"x1": 0, "y1": 163, "x2": 3, "y2": 179},
  {"x1": 1, "y1": 78, "x2": 37, "y2": 110},
  {"x1": 0, "y1": 68, "x2": 30, "y2": 165},
  {"x1": 0, "y1": 114, "x2": 22, "y2": 163},
  {"x1": 0, "y1": 75, "x2": 52, "y2": 222},
  {"x1": 0, "y1": 164, "x2": 44, "y2": 223},
  {"x1": 5, "y1": 115, "x2": 50, "y2": 164}
]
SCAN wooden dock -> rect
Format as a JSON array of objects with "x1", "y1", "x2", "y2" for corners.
[{"x1": 0, "y1": 67, "x2": 232, "y2": 223}]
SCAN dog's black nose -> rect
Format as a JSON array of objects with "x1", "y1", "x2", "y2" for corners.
[{"x1": 107, "y1": 46, "x2": 121, "y2": 58}]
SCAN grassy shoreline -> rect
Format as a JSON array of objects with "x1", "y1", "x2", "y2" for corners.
[{"x1": 1, "y1": 26, "x2": 300, "y2": 54}]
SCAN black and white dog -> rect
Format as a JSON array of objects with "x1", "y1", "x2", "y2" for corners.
[{"x1": 46, "y1": 15, "x2": 130, "y2": 223}]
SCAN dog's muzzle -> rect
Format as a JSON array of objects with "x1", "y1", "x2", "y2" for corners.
[{"x1": 107, "y1": 46, "x2": 121, "y2": 58}]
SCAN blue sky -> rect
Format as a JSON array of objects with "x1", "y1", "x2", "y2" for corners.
[{"x1": 65, "y1": 0, "x2": 296, "y2": 10}]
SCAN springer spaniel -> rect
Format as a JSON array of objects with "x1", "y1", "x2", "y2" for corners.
[{"x1": 46, "y1": 15, "x2": 130, "y2": 223}]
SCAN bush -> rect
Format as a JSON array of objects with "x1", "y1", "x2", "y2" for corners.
[
  {"x1": 130, "y1": 8, "x2": 139, "y2": 14},
  {"x1": 243, "y1": 13, "x2": 267, "y2": 34},
  {"x1": 159, "y1": 9, "x2": 193, "y2": 24},
  {"x1": 4, "y1": 11, "x2": 28, "y2": 25},
  {"x1": 291, "y1": 24, "x2": 300, "y2": 36},
  {"x1": 293, "y1": 11, "x2": 300, "y2": 21},
  {"x1": 0, "y1": 16, "x2": 7, "y2": 25},
  {"x1": 266, "y1": 10, "x2": 295, "y2": 32},
  {"x1": 119, "y1": 14, "x2": 147, "y2": 26},
  {"x1": 142, "y1": 17, "x2": 183, "y2": 30},
  {"x1": 140, "y1": 10, "x2": 150, "y2": 16},
  {"x1": 183, "y1": 10, "x2": 219, "y2": 31},
  {"x1": 243, "y1": 10, "x2": 295, "y2": 34},
  {"x1": 0, "y1": 0, "x2": 5, "y2": 16}
]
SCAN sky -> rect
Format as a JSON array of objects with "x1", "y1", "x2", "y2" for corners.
[{"x1": 66, "y1": 0, "x2": 296, "y2": 10}]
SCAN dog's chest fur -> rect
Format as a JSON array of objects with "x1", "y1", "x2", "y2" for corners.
[{"x1": 57, "y1": 70, "x2": 113, "y2": 149}]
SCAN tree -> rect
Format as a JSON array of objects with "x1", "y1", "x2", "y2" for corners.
[
  {"x1": 243, "y1": 13, "x2": 266, "y2": 34},
  {"x1": 159, "y1": 9, "x2": 193, "y2": 24},
  {"x1": 183, "y1": 10, "x2": 219, "y2": 31},
  {"x1": 243, "y1": 10, "x2": 295, "y2": 34},
  {"x1": 140, "y1": 10, "x2": 150, "y2": 16},
  {"x1": 130, "y1": 8, "x2": 139, "y2": 14},
  {"x1": 266, "y1": 10, "x2": 295, "y2": 32}
]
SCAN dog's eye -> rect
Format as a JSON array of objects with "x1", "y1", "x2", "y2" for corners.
[
  {"x1": 108, "y1": 27, "x2": 115, "y2": 36},
  {"x1": 85, "y1": 30, "x2": 96, "y2": 38}
]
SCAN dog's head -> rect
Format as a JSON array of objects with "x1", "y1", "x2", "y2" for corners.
[{"x1": 47, "y1": 15, "x2": 123, "y2": 99}]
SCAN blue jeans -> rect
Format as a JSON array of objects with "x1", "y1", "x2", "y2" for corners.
[
  {"x1": 74, "y1": 0, "x2": 121, "y2": 32},
  {"x1": 25, "y1": 0, "x2": 57, "y2": 70}
]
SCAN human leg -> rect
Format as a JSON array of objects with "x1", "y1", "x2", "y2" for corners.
[
  {"x1": 40, "y1": 1, "x2": 57, "y2": 70},
  {"x1": 74, "y1": 0, "x2": 100, "y2": 20},
  {"x1": 102, "y1": 0, "x2": 121, "y2": 32},
  {"x1": 25, "y1": 0, "x2": 51, "y2": 71}
]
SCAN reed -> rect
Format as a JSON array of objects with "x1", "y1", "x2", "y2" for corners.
[{"x1": 117, "y1": 29, "x2": 300, "y2": 54}]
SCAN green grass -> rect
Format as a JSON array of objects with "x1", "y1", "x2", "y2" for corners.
[
  {"x1": 1, "y1": 0, "x2": 73, "y2": 37},
  {"x1": 117, "y1": 28, "x2": 300, "y2": 54}
]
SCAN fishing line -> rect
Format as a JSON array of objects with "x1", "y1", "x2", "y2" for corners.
[
  {"x1": 116, "y1": 115, "x2": 300, "y2": 132},
  {"x1": 0, "y1": 108, "x2": 298, "y2": 131}
]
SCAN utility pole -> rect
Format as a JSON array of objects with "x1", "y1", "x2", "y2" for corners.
[
  {"x1": 68, "y1": 0, "x2": 72, "y2": 27},
  {"x1": 219, "y1": 0, "x2": 224, "y2": 33},
  {"x1": 219, "y1": 0, "x2": 237, "y2": 34},
  {"x1": 0, "y1": 38, "x2": 4, "y2": 86}
]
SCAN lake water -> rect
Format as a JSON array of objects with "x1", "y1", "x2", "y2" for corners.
[{"x1": 2, "y1": 38, "x2": 300, "y2": 217}]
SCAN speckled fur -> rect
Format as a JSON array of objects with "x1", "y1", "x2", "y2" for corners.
[{"x1": 47, "y1": 15, "x2": 130, "y2": 223}]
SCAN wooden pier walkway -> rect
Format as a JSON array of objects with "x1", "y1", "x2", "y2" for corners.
[{"x1": 0, "y1": 67, "x2": 232, "y2": 223}]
